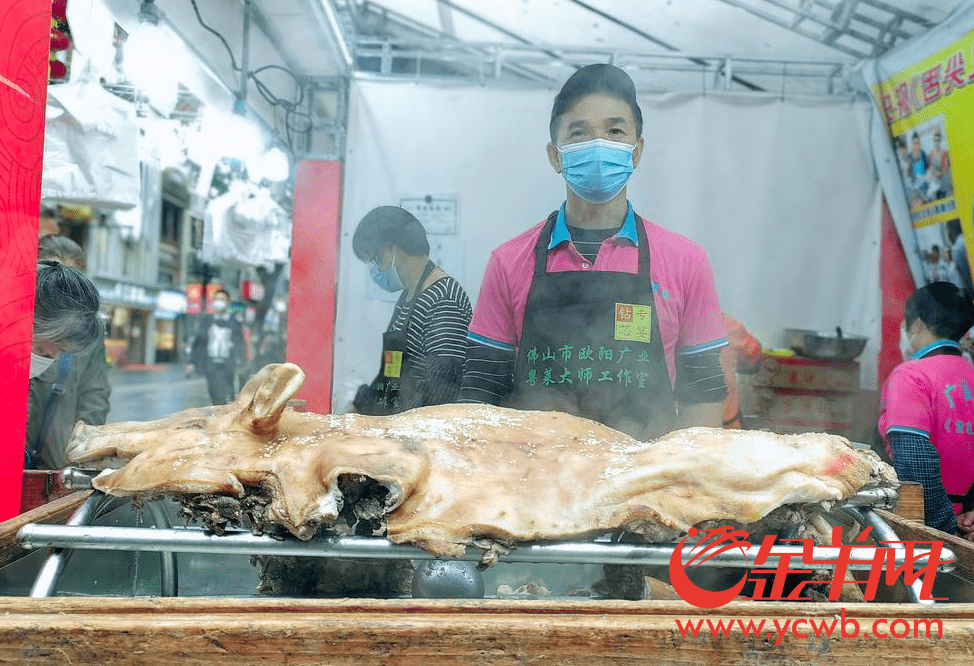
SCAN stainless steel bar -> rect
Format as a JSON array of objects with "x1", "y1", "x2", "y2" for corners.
[
  {"x1": 842, "y1": 487, "x2": 898, "y2": 510},
  {"x1": 17, "y1": 525, "x2": 954, "y2": 573},
  {"x1": 29, "y1": 494, "x2": 104, "y2": 598}
]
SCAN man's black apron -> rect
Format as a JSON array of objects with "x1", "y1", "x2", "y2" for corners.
[
  {"x1": 372, "y1": 260, "x2": 437, "y2": 415},
  {"x1": 508, "y1": 212, "x2": 677, "y2": 441}
]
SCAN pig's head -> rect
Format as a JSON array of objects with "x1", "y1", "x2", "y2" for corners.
[
  {"x1": 65, "y1": 362, "x2": 431, "y2": 540},
  {"x1": 66, "y1": 363, "x2": 307, "y2": 486}
]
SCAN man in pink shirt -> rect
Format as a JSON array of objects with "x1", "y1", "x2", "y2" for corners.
[
  {"x1": 459, "y1": 64, "x2": 728, "y2": 441},
  {"x1": 880, "y1": 281, "x2": 974, "y2": 537}
]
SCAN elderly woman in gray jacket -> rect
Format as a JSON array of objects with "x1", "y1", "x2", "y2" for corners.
[{"x1": 25, "y1": 259, "x2": 105, "y2": 469}]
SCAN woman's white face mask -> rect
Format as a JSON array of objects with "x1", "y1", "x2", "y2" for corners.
[{"x1": 29, "y1": 352, "x2": 56, "y2": 378}]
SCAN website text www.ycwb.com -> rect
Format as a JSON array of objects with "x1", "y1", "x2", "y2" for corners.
[{"x1": 674, "y1": 608, "x2": 943, "y2": 646}]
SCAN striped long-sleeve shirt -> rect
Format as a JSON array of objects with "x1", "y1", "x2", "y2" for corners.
[{"x1": 383, "y1": 276, "x2": 472, "y2": 409}]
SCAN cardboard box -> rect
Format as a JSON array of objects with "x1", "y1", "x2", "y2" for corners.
[
  {"x1": 740, "y1": 385, "x2": 855, "y2": 429},
  {"x1": 751, "y1": 354, "x2": 860, "y2": 392}
]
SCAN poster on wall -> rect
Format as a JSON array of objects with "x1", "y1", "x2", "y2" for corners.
[
  {"x1": 862, "y1": 1, "x2": 974, "y2": 300},
  {"x1": 367, "y1": 195, "x2": 462, "y2": 302},
  {"x1": 400, "y1": 195, "x2": 458, "y2": 235}
]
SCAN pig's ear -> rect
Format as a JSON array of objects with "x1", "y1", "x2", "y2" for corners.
[{"x1": 236, "y1": 363, "x2": 305, "y2": 435}]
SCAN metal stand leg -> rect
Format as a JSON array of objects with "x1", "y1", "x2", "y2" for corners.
[
  {"x1": 29, "y1": 493, "x2": 105, "y2": 598},
  {"x1": 841, "y1": 506, "x2": 928, "y2": 605},
  {"x1": 29, "y1": 494, "x2": 179, "y2": 598}
]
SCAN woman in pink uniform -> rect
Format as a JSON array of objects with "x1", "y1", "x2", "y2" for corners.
[{"x1": 879, "y1": 281, "x2": 974, "y2": 537}]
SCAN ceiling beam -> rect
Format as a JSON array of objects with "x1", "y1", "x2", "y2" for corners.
[
  {"x1": 436, "y1": 0, "x2": 456, "y2": 37},
  {"x1": 714, "y1": 0, "x2": 933, "y2": 59},
  {"x1": 567, "y1": 0, "x2": 764, "y2": 91},
  {"x1": 357, "y1": 0, "x2": 563, "y2": 83},
  {"x1": 714, "y1": 0, "x2": 869, "y2": 58}
]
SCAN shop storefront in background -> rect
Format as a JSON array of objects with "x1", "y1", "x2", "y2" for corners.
[
  {"x1": 96, "y1": 280, "x2": 158, "y2": 367},
  {"x1": 154, "y1": 290, "x2": 189, "y2": 363}
]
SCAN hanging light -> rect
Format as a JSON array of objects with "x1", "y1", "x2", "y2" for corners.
[
  {"x1": 252, "y1": 146, "x2": 291, "y2": 183},
  {"x1": 199, "y1": 104, "x2": 265, "y2": 168},
  {"x1": 123, "y1": 0, "x2": 185, "y2": 115}
]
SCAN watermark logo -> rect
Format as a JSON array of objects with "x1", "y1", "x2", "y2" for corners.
[{"x1": 668, "y1": 524, "x2": 952, "y2": 608}]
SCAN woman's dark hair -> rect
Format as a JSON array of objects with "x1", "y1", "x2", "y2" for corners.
[
  {"x1": 33, "y1": 260, "x2": 102, "y2": 353},
  {"x1": 905, "y1": 281, "x2": 974, "y2": 340},
  {"x1": 549, "y1": 64, "x2": 643, "y2": 142},
  {"x1": 37, "y1": 234, "x2": 86, "y2": 271},
  {"x1": 352, "y1": 206, "x2": 430, "y2": 261}
]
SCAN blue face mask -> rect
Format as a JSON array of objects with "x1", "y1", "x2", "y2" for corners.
[
  {"x1": 369, "y1": 249, "x2": 405, "y2": 292},
  {"x1": 558, "y1": 138, "x2": 635, "y2": 204}
]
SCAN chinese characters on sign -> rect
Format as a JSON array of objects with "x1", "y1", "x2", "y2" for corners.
[
  {"x1": 878, "y1": 46, "x2": 974, "y2": 125},
  {"x1": 522, "y1": 303, "x2": 653, "y2": 390},
  {"x1": 372, "y1": 379, "x2": 402, "y2": 410},
  {"x1": 522, "y1": 342, "x2": 650, "y2": 389}
]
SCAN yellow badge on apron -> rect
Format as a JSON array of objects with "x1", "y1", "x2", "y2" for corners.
[
  {"x1": 383, "y1": 350, "x2": 403, "y2": 378},
  {"x1": 614, "y1": 303, "x2": 652, "y2": 343}
]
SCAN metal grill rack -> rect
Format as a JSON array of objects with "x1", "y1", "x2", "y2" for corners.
[{"x1": 17, "y1": 473, "x2": 953, "y2": 603}]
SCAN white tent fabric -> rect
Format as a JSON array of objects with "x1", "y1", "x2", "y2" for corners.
[{"x1": 333, "y1": 78, "x2": 881, "y2": 409}]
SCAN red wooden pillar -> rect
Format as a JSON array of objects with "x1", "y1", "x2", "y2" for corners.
[
  {"x1": 878, "y1": 195, "x2": 915, "y2": 389},
  {"x1": 0, "y1": 0, "x2": 50, "y2": 519},
  {"x1": 286, "y1": 160, "x2": 343, "y2": 414}
]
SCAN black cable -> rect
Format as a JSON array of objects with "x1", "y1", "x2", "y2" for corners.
[
  {"x1": 187, "y1": 0, "x2": 311, "y2": 151},
  {"x1": 251, "y1": 65, "x2": 306, "y2": 106},
  {"x1": 190, "y1": 0, "x2": 240, "y2": 73}
]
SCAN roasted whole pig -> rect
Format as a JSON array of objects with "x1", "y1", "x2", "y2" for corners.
[{"x1": 67, "y1": 363, "x2": 896, "y2": 560}]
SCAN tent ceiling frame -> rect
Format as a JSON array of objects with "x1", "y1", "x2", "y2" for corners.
[
  {"x1": 353, "y1": 38, "x2": 853, "y2": 95},
  {"x1": 334, "y1": 1, "x2": 854, "y2": 94},
  {"x1": 350, "y1": 0, "x2": 570, "y2": 83},
  {"x1": 566, "y1": 0, "x2": 764, "y2": 91},
  {"x1": 714, "y1": 0, "x2": 935, "y2": 58}
]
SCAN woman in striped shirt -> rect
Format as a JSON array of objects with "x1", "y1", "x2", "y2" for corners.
[{"x1": 351, "y1": 206, "x2": 472, "y2": 414}]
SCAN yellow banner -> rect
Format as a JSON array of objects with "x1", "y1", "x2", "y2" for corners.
[{"x1": 871, "y1": 27, "x2": 974, "y2": 291}]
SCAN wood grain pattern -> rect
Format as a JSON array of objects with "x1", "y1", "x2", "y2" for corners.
[
  {"x1": 0, "y1": 597, "x2": 970, "y2": 665},
  {"x1": 894, "y1": 481, "x2": 925, "y2": 522},
  {"x1": 0, "y1": 0, "x2": 49, "y2": 521},
  {"x1": 877, "y1": 508, "x2": 974, "y2": 582},
  {"x1": 0, "y1": 490, "x2": 92, "y2": 568}
]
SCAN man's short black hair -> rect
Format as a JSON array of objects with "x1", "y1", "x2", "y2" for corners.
[
  {"x1": 549, "y1": 64, "x2": 643, "y2": 142},
  {"x1": 352, "y1": 206, "x2": 430, "y2": 261},
  {"x1": 905, "y1": 281, "x2": 974, "y2": 340}
]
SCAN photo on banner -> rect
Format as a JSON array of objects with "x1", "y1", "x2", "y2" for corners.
[{"x1": 862, "y1": 3, "x2": 974, "y2": 300}]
